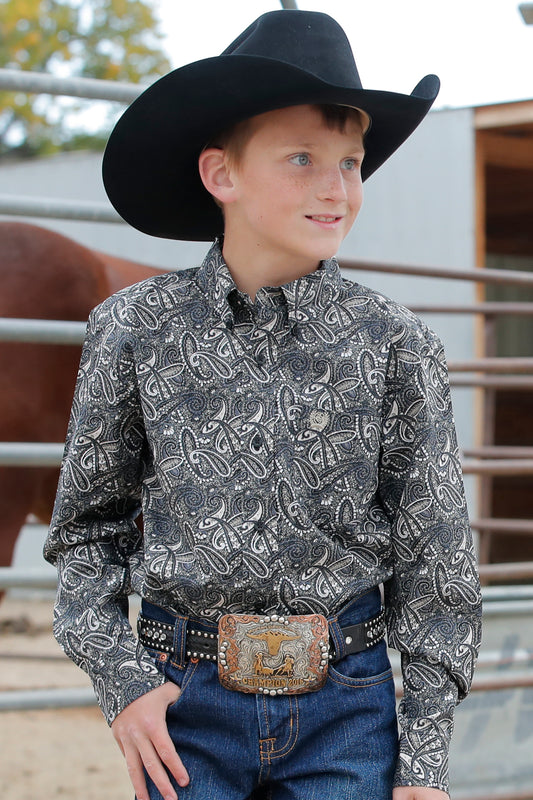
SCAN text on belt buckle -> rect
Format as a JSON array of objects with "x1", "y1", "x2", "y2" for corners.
[{"x1": 218, "y1": 613, "x2": 329, "y2": 695}]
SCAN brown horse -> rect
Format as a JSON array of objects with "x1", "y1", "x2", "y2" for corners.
[{"x1": 0, "y1": 221, "x2": 166, "y2": 574}]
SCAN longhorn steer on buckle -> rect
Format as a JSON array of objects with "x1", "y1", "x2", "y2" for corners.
[{"x1": 217, "y1": 613, "x2": 329, "y2": 695}]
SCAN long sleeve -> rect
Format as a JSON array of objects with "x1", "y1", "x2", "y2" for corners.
[
  {"x1": 43, "y1": 298, "x2": 165, "y2": 725},
  {"x1": 379, "y1": 323, "x2": 482, "y2": 793}
]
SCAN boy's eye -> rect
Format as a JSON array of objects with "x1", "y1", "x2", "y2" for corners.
[
  {"x1": 341, "y1": 157, "x2": 359, "y2": 171},
  {"x1": 289, "y1": 153, "x2": 311, "y2": 166}
]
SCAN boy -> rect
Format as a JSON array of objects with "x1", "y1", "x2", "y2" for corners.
[{"x1": 44, "y1": 10, "x2": 482, "y2": 800}]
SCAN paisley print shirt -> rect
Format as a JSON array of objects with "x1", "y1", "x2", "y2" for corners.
[{"x1": 45, "y1": 241, "x2": 481, "y2": 792}]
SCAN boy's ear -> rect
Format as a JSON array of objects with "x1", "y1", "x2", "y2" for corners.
[{"x1": 198, "y1": 148, "x2": 236, "y2": 205}]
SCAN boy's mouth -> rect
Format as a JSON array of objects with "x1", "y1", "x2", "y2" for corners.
[
  {"x1": 306, "y1": 214, "x2": 343, "y2": 228},
  {"x1": 306, "y1": 215, "x2": 343, "y2": 223}
]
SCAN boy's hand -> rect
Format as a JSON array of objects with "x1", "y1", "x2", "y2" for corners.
[
  {"x1": 111, "y1": 682, "x2": 189, "y2": 800},
  {"x1": 393, "y1": 788, "x2": 449, "y2": 800}
]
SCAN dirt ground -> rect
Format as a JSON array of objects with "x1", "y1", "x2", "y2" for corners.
[{"x1": 0, "y1": 596, "x2": 132, "y2": 800}]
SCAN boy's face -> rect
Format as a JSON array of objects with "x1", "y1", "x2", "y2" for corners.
[{"x1": 221, "y1": 104, "x2": 365, "y2": 274}]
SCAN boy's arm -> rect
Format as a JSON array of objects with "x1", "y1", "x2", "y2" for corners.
[
  {"x1": 379, "y1": 325, "x2": 482, "y2": 795},
  {"x1": 43, "y1": 299, "x2": 166, "y2": 725}
]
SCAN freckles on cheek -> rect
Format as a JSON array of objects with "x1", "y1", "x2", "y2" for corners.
[{"x1": 287, "y1": 175, "x2": 306, "y2": 191}]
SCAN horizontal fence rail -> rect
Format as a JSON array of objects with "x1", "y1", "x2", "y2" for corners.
[
  {"x1": 448, "y1": 358, "x2": 533, "y2": 373},
  {"x1": 4, "y1": 323, "x2": 533, "y2": 361},
  {"x1": 0, "y1": 194, "x2": 123, "y2": 223},
  {"x1": 471, "y1": 518, "x2": 533, "y2": 535},
  {"x1": 0, "y1": 567, "x2": 57, "y2": 590},
  {"x1": 8, "y1": 319, "x2": 533, "y2": 351},
  {"x1": 0, "y1": 318, "x2": 86, "y2": 344},
  {"x1": 478, "y1": 561, "x2": 533, "y2": 581},
  {"x1": 408, "y1": 302, "x2": 533, "y2": 315},
  {"x1": 0, "y1": 687, "x2": 96, "y2": 712},
  {"x1": 450, "y1": 375, "x2": 533, "y2": 389},
  {"x1": 3, "y1": 442, "x2": 533, "y2": 476},
  {"x1": 2, "y1": 665, "x2": 532, "y2": 714},
  {"x1": 0, "y1": 443, "x2": 64, "y2": 466},
  {"x1": 341, "y1": 257, "x2": 533, "y2": 287},
  {"x1": 464, "y1": 447, "x2": 533, "y2": 458},
  {"x1": 0, "y1": 67, "x2": 140, "y2": 102},
  {"x1": 461, "y1": 460, "x2": 533, "y2": 475},
  {"x1": 482, "y1": 585, "x2": 533, "y2": 600},
  {"x1": 5, "y1": 670, "x2": 533, "y2": 715},
  {"x1": 5, "y1": 565, "x2": 533, "y2": 602}
]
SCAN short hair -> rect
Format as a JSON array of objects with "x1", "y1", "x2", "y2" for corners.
[
  {"x1": 203, "y1": 104, "x2": 370, "y2": 208},
  {"x1": 207, "y1": 104, "x2": 369, "y2": 170}
]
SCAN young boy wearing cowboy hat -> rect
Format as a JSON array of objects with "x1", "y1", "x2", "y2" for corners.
[{"x1": 45, "y1": 10, "x2": 481, "y2": 800}]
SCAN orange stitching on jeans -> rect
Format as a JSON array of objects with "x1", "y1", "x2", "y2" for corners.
[
  {"x1": 262, "y1": 694, "x2": 271, "y2": 739},
  {"x1": 267, "y1": 695, "x2": 300, "y2": 760},
  {"x1": 181, "y1": 660, "x2": 199, "y2": 692},
  {"x1": 258, "y1": 737, "x2": 274, "y2": 781},
  {"x1": 327, "y1": 667, "x2": 393, "y2": 689}
]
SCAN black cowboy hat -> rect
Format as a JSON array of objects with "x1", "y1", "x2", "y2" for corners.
[{"x1": 103, "y1": 10, "x2": 439, "y2": 242}]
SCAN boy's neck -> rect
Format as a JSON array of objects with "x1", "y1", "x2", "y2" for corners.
[{"x1": 221, "y1": 239, "x2": 320, "y2": 302}]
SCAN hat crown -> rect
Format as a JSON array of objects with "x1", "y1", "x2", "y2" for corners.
[{"x1": 222, "y1": 10, "x2": 362, "y2": 90}]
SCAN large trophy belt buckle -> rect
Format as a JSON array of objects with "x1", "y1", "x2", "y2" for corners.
[{"x1": 217, "y1": 613, "x2": 329, "y2": 695}]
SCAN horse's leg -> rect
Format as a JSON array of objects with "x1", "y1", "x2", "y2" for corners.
[
  {"x1": 0, "y1": 467, "x2": 36, "y2": 601},
  {"x1": 32, "y1": 467, "x2": 61, "y2": 526}
]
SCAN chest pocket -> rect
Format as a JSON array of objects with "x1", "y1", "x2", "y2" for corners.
[{"x1": 289, "y1": 405, "x2": 379, "y2": 492}]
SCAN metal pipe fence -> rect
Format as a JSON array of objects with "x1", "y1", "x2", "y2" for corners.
[
  {"x1": 0, "y1": 193, "x2": 123, "y2": 223},
  {"x1": 0, "y1": 687, "x2": 96, "y2": 712},
  {"x1": 0, "y1": 443, "x2": 64, "y2": 466},
  {"x1": 464, "y1": 447, "x2": 533, "y2": 458},
  {"x1": 0, "y1": 567, "x2": 57, "y2": 590},
  {"x1": 0, "y1": 67, "x2": 140, "y2": 102},
  {"x1": 462, "y1": 460, "x2": 533, "y2": 475},
  {"x1": 409, "y1": 302, "x2": 533, "y2": 315},
  {"x1": 470, "y1": 518, "x2": 533, "y2": 535},
  {"x1": 450, "y1": 375, "x2": 533, "y2": 389},
  {"x1": 448, "y1": 357, "x2": 533, "y2": 373},
  {"x1": 341, "y1": 256, "x2": 533, "y2": 287},
  {"x1": 478, "y1": 561, "x2": 533, "y2": 581},
  {"x1": 0, "y1": 317, "x2": 86, "y2": 344}
]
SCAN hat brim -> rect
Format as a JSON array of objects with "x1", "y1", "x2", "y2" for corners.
[{"x1": 102, "y1": 56, "x2": 439, "y2": 241}]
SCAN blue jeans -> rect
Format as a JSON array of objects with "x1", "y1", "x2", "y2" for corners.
[{"x1": 141, "y1": 589, "x2": 398, "y2": 800}]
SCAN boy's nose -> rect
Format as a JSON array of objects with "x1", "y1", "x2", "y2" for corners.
[{"x1": 316, "y1": 167, "x2": 348, "y2": 202}]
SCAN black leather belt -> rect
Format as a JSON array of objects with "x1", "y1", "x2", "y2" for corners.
[{"x1": 137, "y1": 608, "x2": 386, "y2": 664}]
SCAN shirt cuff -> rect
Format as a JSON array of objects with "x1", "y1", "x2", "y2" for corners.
[
  {"x1": 393, "y1": 707, "x2": 455, "y2": 793},
  {"x1": 93, "y1": 641, "x2": 168, "y2": 726}
]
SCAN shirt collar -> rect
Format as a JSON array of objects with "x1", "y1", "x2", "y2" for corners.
[{"x1": 195, "y1": 239, "x2": 344, "y2": 327}]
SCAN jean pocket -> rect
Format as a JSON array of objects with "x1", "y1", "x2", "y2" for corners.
[
  {"x1": 328, "y1": 641, "x2": 393, "y2": 688},
  {"x1": 163, "y1": 658, "x2": 199, "y2": 712}
]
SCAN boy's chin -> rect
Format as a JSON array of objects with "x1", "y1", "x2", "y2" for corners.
[{"x1": 314, "y1": 246, "x2": 340, "y2": 261}]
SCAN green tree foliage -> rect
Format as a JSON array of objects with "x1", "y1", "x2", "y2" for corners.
[{"x1": 0, "y1": 0, "x2": 171, "y2": 157}]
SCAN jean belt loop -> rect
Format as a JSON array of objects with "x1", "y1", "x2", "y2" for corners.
[
  {"x1": 172, "y1": 614, "x2": 189, "y2": 666},
  {"x1": 328, "y1": 615, "x2": 346, "y2": 660}
]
